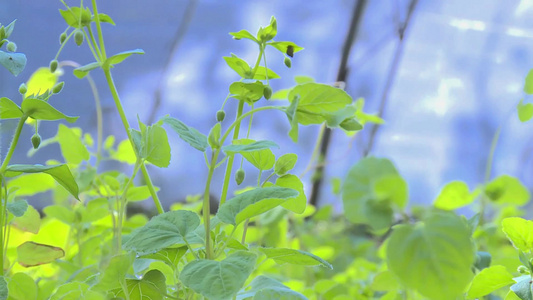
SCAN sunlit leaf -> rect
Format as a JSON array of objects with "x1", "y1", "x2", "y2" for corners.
[
  {"x1": 93, "y1": 253, "x2": 135, "y2": 291},
  {"x1": 24, "y1": 67, "x2": 57, "y2": 97},
  {"x1": 467, "y1": 265, "x2": 514, "y2": 298},
  {"x1": 8, "y1": 272, "x2": 37, "y2": 300},
  {"x1": 57, "y1": 125, "x2": 90, "y2": 164},
  {"x1": 502, "y1": 217, "x2": 533, "y2": 252},
  {"x1": 0, "y1": 97, "x2": 23, "y2": 119},
  {"x1": 434, "y1": 181, "x2": 477, "y2": 210}
]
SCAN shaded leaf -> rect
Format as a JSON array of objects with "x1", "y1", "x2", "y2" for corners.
[
  {"x1": 17, "y1": 241, "x2": 64, "y2": 267},
  {"x1": 0, "y1": 97, "x2": 23, "y2": 119},
  {"x1": 21, "y1": 98, "x2": 78, "y2": 123},
  {"x1": 0, "y1": 50, "x2": 26, "y2": 76},
  {"x1": 259, "y1": 248, "x2": 332, "y2": 269},
  {"x1": 162, "y1": 116, "x2": 208, "y2": 152}
]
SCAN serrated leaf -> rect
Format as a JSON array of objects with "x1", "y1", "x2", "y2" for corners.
[
  {"x1": 17, "y1": 241, "x2": 64, "y2": 267},
  {"x1": 180, "y1": 251, "x2": 257, "y2": 300},
  {"x1": 162, "y1": 116, "x2": 208, "y2": 152},
  {"x1": 259, "y1": 248, "x2": 332, "y2": 269},
  {"x1": 123, "y1": 210, "x2": 201, "y2": 255},
  {"x1": 217, "y1": 187, "x2": 298, "y2": 225},
  {"x1": 116, "y1": 270, "x2": 166, "y2": 300}
]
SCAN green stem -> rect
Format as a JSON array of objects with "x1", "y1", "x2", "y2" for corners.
[
  {"x1": 0, "y1": 115, "x2": 28, "y2": 173},
  {"x1": 479, "y1": 124, "x2": 502, "y2": 224},
  {"x1": 219, "y1": 100, "x2": 245, "y2": 206},
  {"x1": 91, "y1": 0, "x2": 107, "y2": 59},
  {"x1": 103, "y1": 68, "x2": 164, "y2": 214},
  {"x1": 203, "y1": 152, "x2": 218, "y2": 259}
]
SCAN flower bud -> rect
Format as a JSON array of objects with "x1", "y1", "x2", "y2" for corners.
[
  {"x1": 18, "y1": 83, "x2": 27, "y2": 95},
  {"x1": 6, "y1": 41, "x2": 16, "y2": 52},
  {"x1": 50, "y1": 60, "x2": 58, "y2": 73},
  {"x1": 216, "y1": 110, "x2": 226, "y2": 122},
  {"x1": 284, "y1": 57, "x2": 291, "y2": 68},
  {"x1": 74, "y1": 30, "x2": 84, "y2": 46},
  {"x1": 31, "y1": 133, "x2": 41, "y2": 149},
  {"x1": 263, "y1": 86, "x2": 272, "y2": 100},
  {"x1": 52, "y1": 81, "x2": 65, "y2": 94},
  {"x1": 59, "y1": 32, "x2": 67, "y2": 44},
  {"x1": 235, "y1": 168, "x2": 245, "y2": 185}
]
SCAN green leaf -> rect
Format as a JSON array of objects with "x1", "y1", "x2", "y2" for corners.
[
  {"x1": 4, "y1": 20, "x2": 16, "y2": 38},
  {"x1": 485, "y1": 175, "x2": 530, "y2": 206},
  {"x1": 230, "y1": 81, "x2": 265, "y2": 103},
  {"x1": 103, "y1": 49, "x2": 144, "y2": 68},
  {"x1": 386, "y1": 210, "x2": 475, "y2": 300},
  {"x1": 123, "y1": 210, "x2": 201, "y2": 255},
  {"x1": 257, "y1": 16, "x2": 277, "y2": 42},
  {"x1": 7, "y1": 200, "x2": 28, "y2": 217},
  {"x1": 231, "y1": 139, "x2": 275, "y2": 170},
  {"x1": 260, "y1": 247, "x2": 332, "y2": 269},
  {"x1": 6, "y1": 164, "x2": 79, "y2": 200},
  {"x1": 342, "y1": 157, "x2": 403, "y2": 230},
  {"x1": 56, "y1": 125, "x2": 90, "y2": 164},
  {"x1": 180, "y1": 251, "x2": 257, "y2": 300},
  {"x1": 111, "y1": 139, "x2": 137, "y2": 164},
  {"x1": 373, "y1": 174, "x2": 408, "y2": 209},
  {"x1": 339, "y1": 118, "x2": 363, "y2": 131},
  {"x1": 223, "y1": 140, "x2": 279, "y2": 154},
  {"x1": 73, "y1": 62, "x2": 100, "y2": 79},
  {"x1": 237, "y1": 275, "x2": 307, "y2": 300},
  {"x1": 0, "y1": 97, "x2": 23, "y2": 119},
  {"x1": 271, "y1": 88, "x2": 290, "y2": 100},
  {"x1": 21, "y1": 98, "x2": 78, "y2": 123},
  {"x1": 518, "y1": 99, "x2": 533, "y2": 122},
  {"x1": 140, "y1": 247, "x2": 187, "y2": 268},
  {"x1": 0, "y1": 50, "x2": 26, "y2": 76},
  {"x1": 217, "y1": 187, "x2": 299, "y2": 226},
  {"x1": 267, "y1": 41, "x2": 304, "y2": 56},
  {"x1": 525, "y1": 69, "x2": 533, "y2": 94},
  {"x1": 116, "y1": 270, "x2": 166, "y2": 300},
  {"x1": 511, "y1": 276, "x2": 533, "y2": 300},
  {"x1": 59, "y1": 7, "x2": 92, "y2": 27},
  {"x1": 93, "y1": 253, "x2": 135, "y2": 291},
  {"x1": 253, "y1": 66, "x2": 280, "y2": 80},
  {"x1": 274, "y1": 153, "x2": 297, "y2": 176},
  {"x1": 133, "y1": 120, "x2": 171, "y2": 168},
  {"x1": 294, "y1": 76, "x2": 315, "y2": 84},
  {"x1": 0, "y1": 277, "x2": 7, "y2": 300},
  {"x1": 97, "y1": 13, "x2": 115, "y2": 25},
  {"x1": 17, "y1": 241, "x2": 64, "y2": 267},
  {"x1": 162, "y1": 116, "x2": 208, "y2": 152},
  {"x1": 24, "y1": 67, "x2": 57, "y2": 97},
  {"x1": 50, "y1": 282, "x2": 104, "y2": 300},
  {"x1": 208, "y1": 123, "x2": 222, "y2": 149},
  {"x1": 502, "y1": 217, "x2": 533, "y2": 252},
  {"x1": 43, "y1": 205, "x2": 75, "y2": 224},
  {"x1": 8, "y1": 272, "x2": 37, "y2": 300},
  {"x1": 467, "y1": 265, "x2": 514, "y2": 298},
  {"x1": 127, "y1": 186, "x2": 160, "y2": 202},
  {"x1": 12, "y1": 205, "x2": 40, "y2": 234},
  {"x1": 288, "y1": 83, "x2": 352, "y2": 125},
  {"x1": 229, "y1": 30, "x2": 259, "y2": 43},
  {"x1": 285, "y1": 95, "x2": 299, "y2": 142},
  {"x1": 275, "y1": 175, "x2": 306, "y2": 214},
  {"x1": 434, "y1": 181, "x2": 477, "y2": 210},
  {"x1": 224, "y1": 55, "x2": 251, "y2": 78}
]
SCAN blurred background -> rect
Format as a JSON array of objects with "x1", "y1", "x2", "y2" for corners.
[{"x1": 1, "y1": 0, "x2": 533, "y2": 212}]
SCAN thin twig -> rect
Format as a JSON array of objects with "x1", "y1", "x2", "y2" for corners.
[
  {"x1": 363, "y1": 0, "x2": 420, "y2": 156},
  {"x1": 308, "y1": 0, "x2": 368, "y2": 207}
]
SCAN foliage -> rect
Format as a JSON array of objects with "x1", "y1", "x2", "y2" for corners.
[{"x1": 0, "y1": 2, "x2": 531, "y2": 300}]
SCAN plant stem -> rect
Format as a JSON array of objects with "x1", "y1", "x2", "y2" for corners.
[
  {"x1": 0, "y1": 115, "x2": 28, "y2": 173},
  {"x1": 202, "y1": 152, "x2": 218, "y2": 259},
  {"x1": 219, "y1": 100, "x2": 245, "y2": 206},
  {"x1": 103, "y1": 68, "x2": 164, "y2": 214}
]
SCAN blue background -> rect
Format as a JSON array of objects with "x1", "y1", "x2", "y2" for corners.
[{"x1": 2, "y1": 0, "x2": 533, "y2": 212}]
